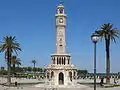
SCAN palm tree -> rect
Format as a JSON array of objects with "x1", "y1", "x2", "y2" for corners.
[
  {"x1": 95, "y1": 23, "x2": 120, "y2": 84},
  {"x1": 11, "y1": 56, "x2": 17, "y2": 71},
  {"x1": 16, "y1": 58, "x2": 21, "y2": 67},
  {"x1": 31, "y1": 60, "x2": 37, "y2": 73},
  {"x1": 0, "y1": 36, "x2": 21, "y2": 85},
  {"x1": 11, "y1": 56, "x2": 21, "y2": 74}
]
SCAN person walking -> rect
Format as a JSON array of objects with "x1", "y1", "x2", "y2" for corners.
[{"x1": 100, "y1": 77, "x2": 104, "y2": 87}]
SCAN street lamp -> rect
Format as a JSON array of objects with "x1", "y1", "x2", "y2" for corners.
[{"x1": 91, "y1": 33, "x2": 99, "y2": 90}]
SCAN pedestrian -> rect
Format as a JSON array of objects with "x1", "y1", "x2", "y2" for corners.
[
  {"x1": 114, "y1": 78, "x2": 117, "y2": 85},
  {"x1": 100, "y1": 77, "x2": 104, "y2": 87}
]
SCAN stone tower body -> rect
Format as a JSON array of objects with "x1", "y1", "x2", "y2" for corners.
[{"x1": 46, "y1": 3, "x2": 77, "y2": 86}]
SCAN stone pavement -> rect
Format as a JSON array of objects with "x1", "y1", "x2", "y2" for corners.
[
  {"x1": 0, "y1": 85, "x2": 120, "y2": 90},
  {"x1": 0, "y1": 78, "x2": 120, "y2": 90}
]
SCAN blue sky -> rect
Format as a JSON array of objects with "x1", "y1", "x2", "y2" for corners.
[{"x1": 0, "y1": 0, "x2": 120, "y2": 73}]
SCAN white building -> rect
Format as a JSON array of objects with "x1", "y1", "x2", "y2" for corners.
[{"x1": 46, "y1": 3, "x2": 77, "y2": 86}]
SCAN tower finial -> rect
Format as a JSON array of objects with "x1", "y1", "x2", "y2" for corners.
[{"x1": 60, "y1": 0, "x2": 64, "y2": 5}]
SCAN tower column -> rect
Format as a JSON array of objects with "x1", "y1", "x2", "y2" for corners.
[{"x1": 55, "y1": 57, "x2": 57, "y2": 64}]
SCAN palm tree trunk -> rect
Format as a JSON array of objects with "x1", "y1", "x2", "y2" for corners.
[
  {"x1": 7, "y1": 49, "x2": 11, "y2": 86},
  {"x1": 106, "y1": 39, "x2": 110, "y2": 84},
  {"x1": 34, "y1": 63, "x2": 35, "y2": 74},
  {"x1": 13, "y1": 64, "x2": 15, "y2": 70},
  {"x1": 13, "y1": 64, "x2": 15, "y2": 76}
]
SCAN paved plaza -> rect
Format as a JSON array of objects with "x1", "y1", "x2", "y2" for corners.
[
  {"x1": 0, "y1": 78, "x2": 120, "y2": 90},
  {"x1": 0, "y1": 84, "x2": 120, "y2": 90}
]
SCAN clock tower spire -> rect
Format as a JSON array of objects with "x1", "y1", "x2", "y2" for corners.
[{"x1": 55, "y1": 3, "x2": 66, "y2": 54}]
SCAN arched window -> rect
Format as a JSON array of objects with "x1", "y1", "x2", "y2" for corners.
[
  {"x1": 51, "y1": 71, "x2": 54, "y2": 78},
  {"x1": 57, "y1": 57, "x2": 58, "y2": 64},
  {"x1": 64, "y1": 57, "x2": 65, "y2": 65},
  {"x1": 62, "y1": 57, "x2": 64, "y2": 64},
  {"x1": 59, "y1": 57, "x2": 62, "y2": 64},
  {"x1": 59, "y1": 57, "x2": 61, "y2": 64},
  {"x1": 60, "y1": 38, "x2": 62, "y2": 41},
  {"x1": 68, "y1": 57, "x2": 70, "y2": 64},
  {"x1": 59, "y1": 8, "x2": 63, "y2": 14},
  {"x1": 74, "y1": 71, "x2": 76, "y2": 79},
  {"x1": 53, "y1": 57, "x2": 55, "y2": 64},
  {"x1": 59, "y1": 72, "x2": 64, "y2": 85},
  {"x1": 47, "y1": 72, "x2": 50, "y2": 79},
  {"x1": 69, "y1": 72, "x2": 72, "y2": 81}
]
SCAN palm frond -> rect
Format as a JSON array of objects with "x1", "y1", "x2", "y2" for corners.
[
  {"x1": 0, "y1": 36, "x2": 21, "y2": 60},
  {"x1": 95, "y1": 23, "x2": 120, "y2": 43},
  {"x1": 0, "y1": 44, "x2": 7, "y2": 52}
]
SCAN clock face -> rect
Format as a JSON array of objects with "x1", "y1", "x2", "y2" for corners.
[{"x1": 59, "y1": 18, "x2": 63, "y2": 23}]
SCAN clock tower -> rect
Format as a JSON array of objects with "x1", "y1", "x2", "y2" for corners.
[
  {"x1": 46, "y1": 3, "x2": 77, "y2": 87},
  {"x1": 55, "y1": 4, "x2": 66, "y2": 54}
]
